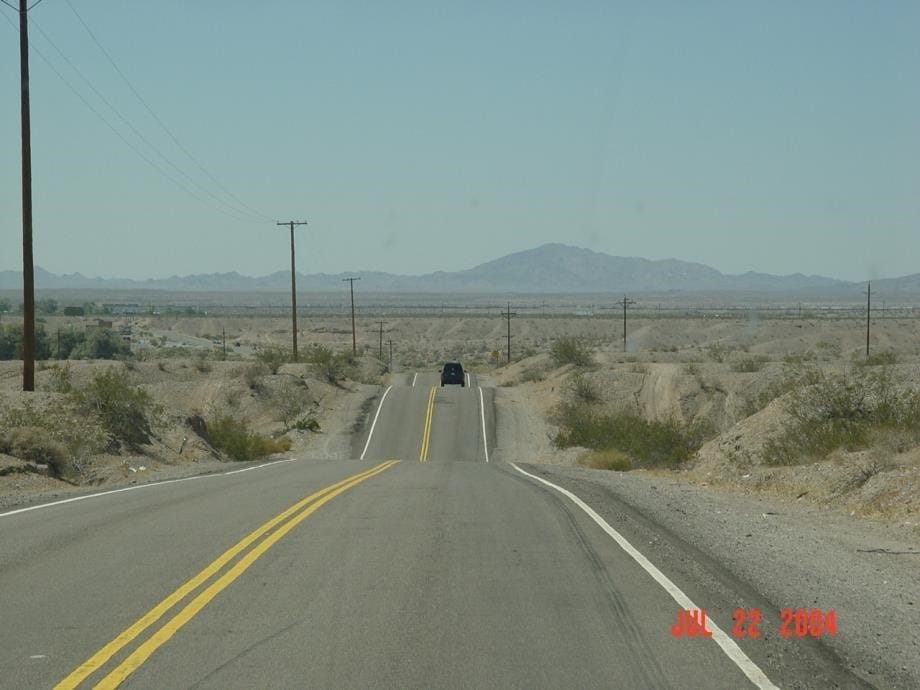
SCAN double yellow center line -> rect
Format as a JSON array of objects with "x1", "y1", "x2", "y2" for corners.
[
  {"x1": 56, "y1": 460, "x2": 399, "y2": 689},
  {"x1": 418, "y1": 386, "x2": 437, "y2": 462}
]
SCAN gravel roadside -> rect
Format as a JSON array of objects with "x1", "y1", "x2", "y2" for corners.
[{"x1": 495, "y1": 389, "x2": 919, "y2": 689}]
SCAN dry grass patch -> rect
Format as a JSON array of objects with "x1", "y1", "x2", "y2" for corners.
[{"x1": 578, "y1": 449, "x2": 631, "y2": 471}]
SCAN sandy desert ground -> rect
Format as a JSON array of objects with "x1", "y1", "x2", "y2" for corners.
[{"x1": 2, "y1": 311, "x2": 920, "y2": 536}]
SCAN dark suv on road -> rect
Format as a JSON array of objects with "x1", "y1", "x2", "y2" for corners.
[{"x1": 440, "y1": 362, "x2": 465, "y2": 387}]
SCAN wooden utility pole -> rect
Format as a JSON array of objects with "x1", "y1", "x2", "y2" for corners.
[
  {"x1": 617, "y1": 295, "x2": 636, "y2": 353},
  {"x1": 388, "y1": 339, "x2": 393, "y2": 367},
  {"x1": 342, "y1": 277, "x2": 360, "y2": 355},
  {"x1": 276, "y1": 220, "x2": 307, "y2": 359},
  {"x1": 866, "y1": 281, "x2": 871, "y2": 358},
  {"x1": 501, "y1": 302, "x2": 516, "y2": 363},
  {"x1": 376, "y1": 321, "x2": 384, "y2": 358},
  {"x1": 18, "y1": 0, "x2": 35, "y2": 391}
]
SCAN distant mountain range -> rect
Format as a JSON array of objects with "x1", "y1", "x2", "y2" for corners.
[{"x1": 1, "y1": 244, "x2": 917, "y2": 294}]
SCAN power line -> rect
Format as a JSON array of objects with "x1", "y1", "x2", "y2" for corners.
[
  {"x1": 0, "y1": 11, "x2": 266, "y2": 224},
  {"x1": 28, "y1": 15, "x2": 269, "y2": 224},
  {"x1": 62, "y1": 0, "x2": 273, "y2": 223}
]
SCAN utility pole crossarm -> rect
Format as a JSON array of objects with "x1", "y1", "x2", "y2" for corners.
[{"x1": 276, "y1": 220, "x2": 308, "y2": 359}]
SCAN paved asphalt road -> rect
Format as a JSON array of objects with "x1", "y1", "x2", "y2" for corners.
[{"x1": 0, "y1": 374, "x2": 867, "y2": 689}]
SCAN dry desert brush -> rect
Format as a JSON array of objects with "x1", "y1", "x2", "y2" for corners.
[
  {"x1": 205, "y1": 415, "x2": 292, "y2": 461},
  {"x1": 550, "y1": 337, "x2": 594, "y2": 367},
  {"x1": 763, "y1": 366, "x2": 920, "y2": 465},
  {"x1": 67, "y1": 367, "x2": 158, "y2": 451},
  {"x1": 553, "y1": 402, "x2": 713, "y2": 468}
]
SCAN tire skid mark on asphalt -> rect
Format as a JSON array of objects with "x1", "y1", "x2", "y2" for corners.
[
  {"x1": 55, "y1": 460, "x2": 400, "y2": 690},
  {"x1": 553, "y1": 484, "x2": 671, "y2": 688},
  {"x1": 510, "y1": 463, "x2": 779, "y2": 690}
]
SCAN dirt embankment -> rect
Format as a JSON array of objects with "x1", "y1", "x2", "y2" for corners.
[{"x1": 0, "y1": 355, "x2": 384, "y2": 512}]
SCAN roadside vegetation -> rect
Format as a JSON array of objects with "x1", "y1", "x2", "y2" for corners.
[
  {"x1": 202, "y1": 415, "x2": 292, "y2": 462},
  {"x1": 0, "y1": 324, "x2": 129, "y2": 360},
  {"x1": 0, "y1": 366, "x2": 155, "y2": 481},
  {"x1": 763, "y1": 366, "x2": 920, "y2": 465},
  {"x1": 554, "y1": 402, "x2": 713, "y2": 469},
  {"x1": 550, "y1": 337, "x2": 594, "y2": 367}
]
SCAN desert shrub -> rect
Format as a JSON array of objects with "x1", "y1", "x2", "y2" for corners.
[
  {"x1": 293, "y1": 416, "x2": 321, "y2": 432},
  {"x1": 0, "y1": 400, "x2": 107, "y2": 481},
  {"x1": 550, "y1": 337, "x2": 593, "y2": 367},
  {"x1": 44, "y1": 362, "x2": 73, "y2": 393},
  {"x1": 520, "y1": 366, "x2": 546, "y2": 383},
  {"x1": 859, "y1": 350, "x2": 898, "y2": 367},
  {"x1": 815, "y1": 340, "x2": 842, "y2": 358},
  {"x1": 256, "y1": 346, "x2": 289, "y2": 374},
  {"x1": 2, "y1": 427, "x2": 69, "y2": 477},
  {"x1": 304, "y1": 345, "x2": 354, "y2": 384},
  {"x1": 194, "y1": 352, "x2": 212, "y2": 373},
  {"x1": 274, "y1": 380, "x2": 311, "y2": 430},
  {"x1": 569, "y1": 374, "x2": 602, "y2": 404},
  {"x1": 0, "y1": 324, "x2": 51, "y2": 360},
  {"x1": 206, "y1": 415, "x2": 292, "y2": 461},
  {"x1": 70, "y1": 368, "x2": 155, "y2": 450},
  {"x1": 705, "y1": 344, "x2": 729, "y2": 363},
  {"x1": 243, "y1": 362, "x2": 269, "y2": 391},
  {"x1": 683, "y1": 363, "x2": 700, "y2": 376},
  {"x1": 553, "y1": 403, "x2": 712, "y2": 468},
  {"x1": 578, "y1": 449, "x2": 631, "y2": 471},
  {"x1": 731, "y1": 355, "x2": 768, "y2": 373},
  {"x1": 68, "y1": 329, "x2": 131, "y2": 360},
  {"x1": 763, "y1": 366, "x2": 920, "y2": 465},
  {"x1": 783, "y1": 352, "x2": 817, "y2": 364}
]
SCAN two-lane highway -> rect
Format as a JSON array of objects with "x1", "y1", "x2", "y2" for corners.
[
  {"x1": 358, "y1": 372, "x2": 492, "y2": 464},
  {"x1": 0, "y1": 373, "x2": 867, "y2": 688}
]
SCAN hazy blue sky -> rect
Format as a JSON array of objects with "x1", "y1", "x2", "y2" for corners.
[{"x1": 1, "y1": 1, "x2": 918, "y2": 281}]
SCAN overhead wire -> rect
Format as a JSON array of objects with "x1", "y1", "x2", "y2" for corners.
[
  {"x1": 27, "y1": 14, "x2": 269, "y2": 223},
  {"x1": 0, "y1": 10, "x2": 266, "y2": 224},
  {"x1": 62, "y1": 0, "x2": 274, "y2": 223}
]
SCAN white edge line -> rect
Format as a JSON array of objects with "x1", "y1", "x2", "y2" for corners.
[
  {"x1": 411, "y1": 372, "x2": 418, "y2": 387},
  {"x1": 478, "y1": 386, "x2": 490, "y2": 463},
  {"x1": 0, "y1": 458, "x2": 296, "y2": 519},
  {"x1": 359, "y1": 385, "x2": 393, "y2": 460},
  {"x1": 509, "y1": 462, "x2": 778, "y2": 690}
]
